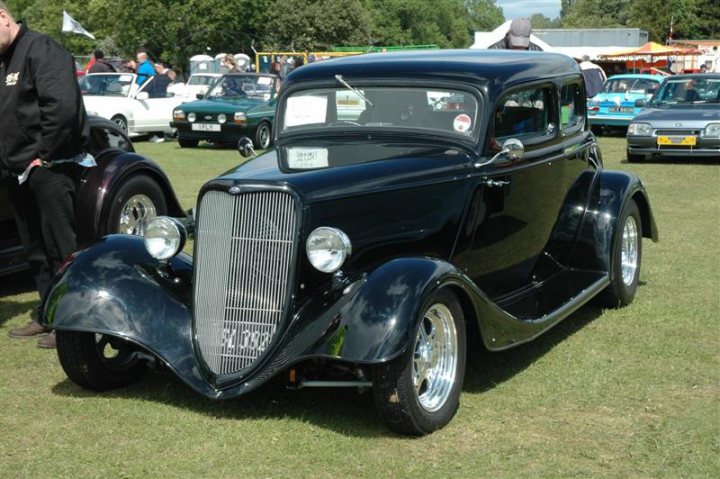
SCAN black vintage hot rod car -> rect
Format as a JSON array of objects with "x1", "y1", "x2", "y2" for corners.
[{"x1": 42, "y1": 51, "x2": 657, "y2": 435}]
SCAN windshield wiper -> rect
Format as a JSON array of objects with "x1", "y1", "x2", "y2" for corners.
[{"x1": 335, "y1": 75, "x2": 373, "y2": 107}]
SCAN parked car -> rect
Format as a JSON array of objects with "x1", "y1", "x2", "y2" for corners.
[
  {"x1": 587, "y1": 74, "x2": 664, "y2": 131},
  {"x1": 42, "y1": 50, "x2": 657, "y2": 435},
  {"x1": 627, "y1": 73, "x2": 720, "y2": 161},
  {"x1": 167, "y1": 73, "x2": 221, "y2": 98},
  {"x1": 79, "y1": 73, "x2": 189, "y2": 138},
  {"x1": 170, "y1": 73, "x2": 278, "y2": 149},
  {"x1": 0, "y1": 116, "x2": 185, "y2": 277}
]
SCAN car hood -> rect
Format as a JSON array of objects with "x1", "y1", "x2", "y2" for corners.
[
  {"x1": 210, "y1": 139, "x2": 472, "y2": 204},
  {"x1": 633, "y1": 104, "x2": 720, "y2": 126},
  {"x1": 179, "y1": 97, "x2": 266, "y2": 113}
]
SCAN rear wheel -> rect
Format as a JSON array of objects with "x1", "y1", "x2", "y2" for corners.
[
  {"x1": 372, "y1": 288, "x2": 466, "y2": 435},
  {"x1": 178, "y1": 138, "x2": 199, "y2": 148},
  {"x1": 599, "y1": 199, "x2": 642, "y2": 307},
  {"x1": 56, "y1": 331, "x2": 147, "y2": 391},
  {"x1": 105, "y1": 174, "x2": 167, "y2": 236}
]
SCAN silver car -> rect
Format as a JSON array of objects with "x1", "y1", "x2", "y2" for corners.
[{"x1": 626, "y1": 74, "x2": 720, "y2": 162}]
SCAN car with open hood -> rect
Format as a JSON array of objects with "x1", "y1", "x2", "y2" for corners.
[
  {"x1": 170, "y1": 73, "x2": 278, "y2": 149},
  {"x1": 587, "y1": 74, "x2": 664, "y2": 131},
  {"x1": 626, "y1": 73, "x2": 720, "y2": 161},
  {"x1": 41, "y1": 50, "x2": 657, "y2": 435}
]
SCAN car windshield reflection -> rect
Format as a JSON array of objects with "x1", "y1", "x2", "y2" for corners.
[
  {"x1": 650, "y1": 77, "x2": 720, "y2": 106},
  {"x1": 207, "y1": 74, "x2": 275, "y2": 100}
]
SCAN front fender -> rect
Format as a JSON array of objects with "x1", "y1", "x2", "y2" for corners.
[
  {"x1": 41, "y1": 235, "x2": 219, "y2": 398},
  {"x1": 295, "y1": 257, "x2": 462, "y2": 364},
  {"x1": 571, "y1": 169, "x2": 658, "y2": 272},
  {"x1": 75, "y1": 152, "x2": 185, "y2": 244}
]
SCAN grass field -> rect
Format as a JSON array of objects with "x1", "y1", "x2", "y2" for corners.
[{"x1": 1, "y1": 136, "x2": 718, "y2": 478}]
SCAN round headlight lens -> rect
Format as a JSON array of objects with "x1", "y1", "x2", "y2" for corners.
[
  {"x1": 144, "y1": 217, "x2": 186, "y2": 261},
  {"x1": 187, "y1": 112, "x2": 196, "y2": 123},
  {"x1": 306, "y1": 227, "x2": 351, "y2": 273},
  {"x1": 217, "y1": 113, "x2": 227, "y2": 124}
]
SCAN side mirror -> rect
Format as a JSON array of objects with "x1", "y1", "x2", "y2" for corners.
[
  {"x1": 474, "y1": 138, "x2": 524, "y2": 169},
  {"x1": 196, "y1": 93, "x2": 204, "y2": 100},
  {"x1": 136, "y1": 91, "x2": 149, "y2": 100},
  {"x1": 634, "y1": 98, "x2": 647, "y2": 107},
  {"x1": 237, "y1": 137, "x2": 255, "y2": 158}
]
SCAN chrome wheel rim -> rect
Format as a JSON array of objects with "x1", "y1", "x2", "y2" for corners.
[
  {"x1": 258, "y1": 125, "x2": 270, "y2": 148},
  {"x1": 413, "y1": 302, "x2": 458, "y2": 412},
  {"x1": 118, "y1": 194, "x2": 157, "y2": 235},
  {"x1": 621, "y1": 215, "x2": 639, "y2": 286}
]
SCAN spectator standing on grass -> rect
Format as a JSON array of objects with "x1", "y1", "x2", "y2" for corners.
[
  {"x1": 135, "y1": 49, "x2": 155, "y2": 85},
  {"x1": 88, "y1": 49, "x2": 115, "y2": 73},
  {"x1": 579, "y1": 55, "x2": 607, "y2": 98},
  {"x1": 0, "y1": 1, "x2": 95, "y2": 349}
]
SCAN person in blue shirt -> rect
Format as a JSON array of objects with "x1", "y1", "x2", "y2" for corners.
[{"x1": 135, "y1": 50, "x2": 155, "y2": 85}]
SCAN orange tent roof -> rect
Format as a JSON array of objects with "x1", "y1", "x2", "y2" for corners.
[{"x1": 600, "y1": 41, "x2": 701, "y2": 58}]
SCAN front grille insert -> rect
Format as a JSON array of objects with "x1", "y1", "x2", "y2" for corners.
[
  {"x1": 655, "y1": 129, "x2": 700, "y2": 136},
  {"x1": 193, "y1": 190, "x2": 298, "y2": 376}
]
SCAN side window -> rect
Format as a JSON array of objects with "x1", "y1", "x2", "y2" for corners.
[
  {"x1": 494, "y1": 86, "x2": 552, "y2": 141},
  {"x1": 560, "y1": 83, "x2": 584, "y2": 132}
]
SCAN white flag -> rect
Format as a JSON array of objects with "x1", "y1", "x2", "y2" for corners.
[{"x1": 62, "y1": 11, "x2": 96, "y2": 40}]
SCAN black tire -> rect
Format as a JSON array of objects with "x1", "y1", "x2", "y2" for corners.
[
  {"x1": 111, "y1": 115, "x2": 128, "y2": 134},
  {"x1": 105, "y1": 174, "x2": 167, "y2": 236},
  {"x1": 56, "y1": 330, "x2": 147, "y2": 391},
  {"x1": 626, "y1": 152, "x2": 644, "y2": 163},
  {"x1": 254, "y1": 122, "x2": 272, "y2": 149},
  {"x1": 372, "y1": 288, "x2": 467, "y2": 435},
  {"x1": 178, "y1": 138, "x2": 199, "y2": 148},
  {"x1": 598, "y1": 199, "x2": 643, "y2": 307}
]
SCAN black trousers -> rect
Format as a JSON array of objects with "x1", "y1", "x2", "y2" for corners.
[{"x1": 8, "y1": 163, "x2": 80, "y2": 301}]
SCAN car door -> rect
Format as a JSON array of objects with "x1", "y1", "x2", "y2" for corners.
[
  {"x1": 132, "y1": 78, "x2": 183, "y2": 133},
  {"x1": 454, "y1": 83, "x2": 583, "y2": 301}
]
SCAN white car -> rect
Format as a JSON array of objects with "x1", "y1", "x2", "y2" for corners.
[
  {"x1": 79, "y1": 73, "x2": 189, "y2": 137},
  {"x1": 167, "y1": 73, "x2": 221, "y2": 99}
]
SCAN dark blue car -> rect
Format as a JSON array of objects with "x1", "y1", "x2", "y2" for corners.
[{"x1": 42, "y1": 50, "x2": 657, "y2": 435}]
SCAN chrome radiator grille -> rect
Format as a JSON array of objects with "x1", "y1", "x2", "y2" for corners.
[{"x1": 193, "y1": 190, "x2": 298, "y2": 376}]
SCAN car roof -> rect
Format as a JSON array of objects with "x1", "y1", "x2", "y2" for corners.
[
  {"x1": 285, "y1": 49, "x2": 582, "y2": 94},
  {"x1": 606, "y1": 74, "x2": 664, "y2": 80},
  {"x1": 660, "y1": 73, "x2": 720, "y2": 80}
]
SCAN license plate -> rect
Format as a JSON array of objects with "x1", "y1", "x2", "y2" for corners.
[
  {"x1": 191, "y1": 123, "x2": 221, "y2": 132},
  {"x1": 657, "y1": 135, "x2": 696, "y2": 146},
  {"x1": 607, "y1": 106, "x2": 634, "y2": 113}
]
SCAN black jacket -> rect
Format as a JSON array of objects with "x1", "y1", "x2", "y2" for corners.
[{"x1": 0, "y1": 23, "x2": 89, "y2": 175}]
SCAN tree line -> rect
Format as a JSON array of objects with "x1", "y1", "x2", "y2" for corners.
[{"x1": 5, "y1": 0, "x2": 718, "y2": 73}]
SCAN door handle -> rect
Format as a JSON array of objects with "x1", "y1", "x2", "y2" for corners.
[{"x1": 484, "y1": 179, "x2": 509, "y2": 188}]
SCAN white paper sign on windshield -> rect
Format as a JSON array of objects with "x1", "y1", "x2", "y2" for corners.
[
  {"x1": 285, "y1": 95, "x2": 328, "y2": 127},
  {"x1": 287, "y1": 148, "x2": 329, "y2": 169}
]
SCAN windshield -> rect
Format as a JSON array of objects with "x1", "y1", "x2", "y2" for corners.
[
  {"x1": 650, "y1": 77, "x2": 720, "y2": 105},
  {"x1": 79, "y1": 74, "x2": 136, "y2": 97},
  {"x1": 281, "y1": 87, "x2": 480, "y2": 139},
  {"x1": 601, "y1": 77, "x2": 660, "y2": 95},
  {"x1": 188, "y1": 75, "x2": 218, "y2": 86},
  {"x1": 206, "y1": 74, "x2": 276, "y2": 100}
]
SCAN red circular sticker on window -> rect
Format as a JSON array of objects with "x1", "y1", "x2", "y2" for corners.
[{"x1": 453, "y1": 114, "x2": 472, "y2": 133}]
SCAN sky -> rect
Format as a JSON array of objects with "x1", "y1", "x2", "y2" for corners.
[{"x1": 495, "y1": 0, "x2": 562, "y2": 20}]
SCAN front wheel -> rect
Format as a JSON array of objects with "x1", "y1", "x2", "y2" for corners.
[
  {"x1": 111, "y1": 115, "x2": 128, "y2": 134},
  {"x1": 56, "y1": 331, "x2": 147, "y2": 391},
  {"x1": 372, "y1": 288, "x2": 466, "y2": 435},
  {"x1": 598, "y1": 198, "x2": 642, "y2": 307},
  {"x1": 253, "y1": 122, "x2": 272, "y2": 149},
  {"x1": 105, "y1": 174, "x2": 167, "y2": 236}
]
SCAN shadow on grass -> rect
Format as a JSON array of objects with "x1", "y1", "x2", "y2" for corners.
[
  {"x1": 463, "y1": 303, "x2": 604, "y2": 394},
  {"x1": 0, "y1": 271, "x2": 38, "y2": 327}
]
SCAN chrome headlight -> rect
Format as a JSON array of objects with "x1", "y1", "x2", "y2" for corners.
[
  {"x1": 217, "y1": 113, "x2": 227, "y2": 124},
  {"x1": 144, "y1": 217, "x2": 186, "y2": 261},
  {"x1": 187, "y1": 112, "x2": 196, "y2": 123},
  {"x1": 306, "y1": 227, "x2": 351, "y2": 273},
  {"x1": 628, "y1": 122, "x2": 652, "y2": 136},
  {"x1": 704, "y1": 123, "x2": 720, "y2": 137},
  {"x1": 234, "y1": 112, "x2": 247, "y2": 125},
  {"x1": 173, "y1": 109, "x2": 185, "y2": 121}
]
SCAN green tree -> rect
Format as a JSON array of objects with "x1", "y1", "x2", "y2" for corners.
[{"x1": 530, "y1": 13, "x2": 562, "y2": 29}]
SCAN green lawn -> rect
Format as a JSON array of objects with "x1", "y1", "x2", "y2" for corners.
[{"x1": 1, "y1": 137, "x2": 718, "y2": 478}]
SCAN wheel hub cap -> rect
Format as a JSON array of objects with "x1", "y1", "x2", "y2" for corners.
[
  {"x1": 621, "y1": 215, "x2": 638, "y2": 286},
  {"x1": 118, "y1": 194, "x2": 157, "y2": 235}
]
